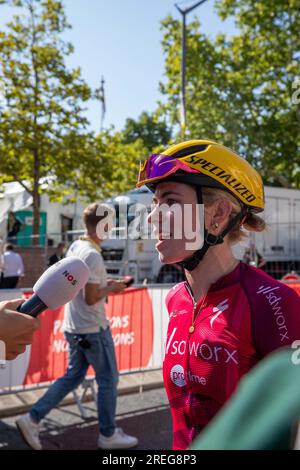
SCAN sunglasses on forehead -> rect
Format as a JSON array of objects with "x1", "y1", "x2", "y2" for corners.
[{"x1": 137, "y1": 153, "x2": 199, "y2": 187}]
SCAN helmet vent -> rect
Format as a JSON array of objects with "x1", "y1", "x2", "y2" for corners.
[{"x1": 172, "y1": 144, "x2": 208, "y2": 159}]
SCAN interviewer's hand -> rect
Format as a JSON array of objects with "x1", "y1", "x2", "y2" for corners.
[{"x1": 0, "y1": 299, "x2": 40, "y2": 360}]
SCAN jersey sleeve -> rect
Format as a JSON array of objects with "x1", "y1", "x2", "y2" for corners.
[
  {"x1": 251, "y1": 283, "x2": 300, "y2": 358},
  {"x1": 165, "y1": 282, "x2": 185, "y2": 315}
]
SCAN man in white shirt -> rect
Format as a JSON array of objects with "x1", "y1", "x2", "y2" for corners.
[
  {"x1": 0, "y1": 244, "x2": 24, "y2": 289},
  {"x1": 17, "y1": 203, "x2": 138, "y2": 450}
]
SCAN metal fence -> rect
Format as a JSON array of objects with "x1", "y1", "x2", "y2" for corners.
[
  {"x1": 0, "y1": 280, "x2": 299, "y2": 419},
  {"x1": 0, "y1": 285, "x2": 170, "y2": 397},
  {"x1": 1, "y1": 229, "x2": 300, "y2": 283}
]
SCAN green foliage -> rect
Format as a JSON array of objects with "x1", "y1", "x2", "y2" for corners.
[
  {"x1": 159, "y1": 2, "x2": 300, "y2": 188},
  {"x1": 96, "y1": 130, "x2": 148, "y2": 197},
  {"x1": 0, "y1": 0, "x2": 101, "y2": 234},
  {"x1": 122, "y1": 111, "x2": 172, "y2": 152},
  {"x1": 0, "y1": 0, "x2": 161, "y2": 233},
  {"x1": 35, "y1": 128, "x2": 148, "y2": 206}
]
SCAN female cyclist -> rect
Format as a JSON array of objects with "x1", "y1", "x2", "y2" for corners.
[{"x1": 136, "y1": 139, "x2": 300, "y2": 450}]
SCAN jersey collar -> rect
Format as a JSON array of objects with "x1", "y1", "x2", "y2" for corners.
[{"x1": 209, "y1": 261, "x2": 242, "y2": 293}]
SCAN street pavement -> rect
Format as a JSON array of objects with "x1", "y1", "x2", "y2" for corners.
[{"x1": 0, "y1": 388, "x2": 172, "y2": 451}]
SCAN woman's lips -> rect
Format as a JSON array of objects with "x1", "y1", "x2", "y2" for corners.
[
  {"x1": 156, "y1": 239, "x2": 168, "y2": 249},
  {"x1": 156, "y1": 236, "x2": 173, "y2": 250}
]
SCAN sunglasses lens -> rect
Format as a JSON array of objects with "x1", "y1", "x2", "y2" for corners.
[
  {"x1": 139, "y1": 154, "x2": 177, "y2": 183},
  {"x1": 138, "y1": 153, "x2": 200, "y2": 187}
]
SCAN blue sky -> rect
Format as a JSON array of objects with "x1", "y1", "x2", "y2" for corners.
[{"x1": 0, "y1": 0, "x2": 236, "y2": 132}]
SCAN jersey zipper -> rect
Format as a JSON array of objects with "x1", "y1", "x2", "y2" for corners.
[
  {"x1": 185, "y1": 282, "x2": 207, "y2": 331},
  {"x1": 185, "y1": 282, "x2": 198, "y2": 330},
  {"x1": 185, "y1": 282, "x2": 197, "y2": 311}
]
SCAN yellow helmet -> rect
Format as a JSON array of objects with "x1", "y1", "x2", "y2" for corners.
[{"x1": 137, "y1": 139, "x2": 264, "y2": 213}]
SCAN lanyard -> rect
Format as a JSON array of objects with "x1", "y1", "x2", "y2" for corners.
[{"x1": 79, "y1": 236, "x2": 102, "y2": 253}]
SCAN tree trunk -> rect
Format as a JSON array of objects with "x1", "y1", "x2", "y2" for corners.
[
  {"x1": 32, "y1": 148, "x2": 40, "y2": 245},
  {"x1": 30, "y1": 3, "x2": 41, "y2": 247},
  {"x1": 32, "y1": 192, "x2": 40, "y2": 245}
]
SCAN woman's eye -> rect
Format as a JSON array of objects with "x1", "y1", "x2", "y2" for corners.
[
  {"x1": 151, "y1": 199, "x2": 180, "y2": 209},
  {"x1": 166, "y1": 199, "x2": 179, "y2": 207}
]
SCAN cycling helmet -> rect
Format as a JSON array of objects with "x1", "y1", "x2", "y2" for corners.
[{"x1": 137, "y1": 140, "x2": 264, "y2": 270}]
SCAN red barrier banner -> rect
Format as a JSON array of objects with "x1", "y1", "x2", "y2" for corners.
[
  {"x1": 23, "y1": 287, "x2": 154, "y2": 385},
  {"x1": 2, "y1": 282, "x2": 297, "y2": 388},
  {"x1": 283, "y1": 282, "x2": 300, "y2": 297}
]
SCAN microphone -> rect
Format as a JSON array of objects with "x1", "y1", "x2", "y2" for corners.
[{"x1": 18, "y1": 256, "x2": 90, "y2": 317}]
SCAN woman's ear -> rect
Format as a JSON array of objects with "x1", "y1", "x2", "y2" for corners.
[{"x1": 210, "y1": 198, "x2": 232, "y2": 232}]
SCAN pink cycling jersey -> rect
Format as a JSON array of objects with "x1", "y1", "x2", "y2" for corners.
[{"x1": 163, "y1": 261, "x2": 300, "y2": 450}]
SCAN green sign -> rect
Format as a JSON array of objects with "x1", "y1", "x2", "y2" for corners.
[{"x1": 14, "y1": 210, "x2": 47, "y2": 246}]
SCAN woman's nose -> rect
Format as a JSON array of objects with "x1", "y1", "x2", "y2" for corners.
[
  {"x1": 148, "y1": 204, "x2": 161, "y2": 227},
  {"x1": 147, "y1": 206, "x2": 156, "y2": 225}
]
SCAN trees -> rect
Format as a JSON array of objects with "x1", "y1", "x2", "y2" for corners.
[
  {"x1": 0, "y1": 0, "x2": 97, "y2": 237},
  {"x1": 103, "y1": 131, "x2": 148, "y2": 196},
  {"x1": 159, "y1": 1, "x2": 300, "y2": 187},
  {"x1": 0, "y1": 0, "x2": 160, "y2": 242},
  {"x1": 122, "y1": 111, "x2": 172, "y2": 152}
]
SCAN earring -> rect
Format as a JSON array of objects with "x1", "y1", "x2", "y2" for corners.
[{"x1": 214, "y1": 222, "x2": 219, "y2": 228}]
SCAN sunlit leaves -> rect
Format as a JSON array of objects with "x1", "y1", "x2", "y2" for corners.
[{"x1": 159, "y1": 0, "x2": 300, "y2": 188}]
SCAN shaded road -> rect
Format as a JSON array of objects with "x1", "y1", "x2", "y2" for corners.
[{"x1": 0, "y1": 388, "x2": 172, "y2": 451}]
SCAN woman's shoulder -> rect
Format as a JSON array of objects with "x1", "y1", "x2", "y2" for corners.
[
  {"x1": 239, "y1": 263, "x2": 300, "y2": 317},
  {"x1": 239, "y1": 263, "x2": 300, "y2": 355},
  {"x1": 239, "y1": 261, "x2": 297, "y2": 299},
  {"x1": 165, "y1": 281, "x2": 187, "y2": 311}
]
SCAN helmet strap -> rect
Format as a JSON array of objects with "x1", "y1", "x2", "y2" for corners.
[{"x1": 178, "y1": 187, "x2": 247, "y2": 272}]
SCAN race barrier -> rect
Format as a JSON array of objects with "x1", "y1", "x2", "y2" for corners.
[
  {"x1": 0, "y1": 280, "x2": 299, "y2": 393},
  {"x1": 0, "y1": 286, "x2": 170, "y2": 391},
  {"x1": 282, "y1": 281, "x2": 300, "y2": 296}
]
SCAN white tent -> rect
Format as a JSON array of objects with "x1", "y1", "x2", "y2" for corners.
[{"x1": 0, "y1": 181, "x2": 86, "y2": 243}]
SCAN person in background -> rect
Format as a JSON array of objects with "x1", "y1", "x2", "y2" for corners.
[
  {"x1": 0, "y1": 224, "x2": 39, "y2": 360},
  {"x1": 0, "y1": 239, "x2": 4, "y2": 279},
  {"x1": 243, "y1": 242, "x2": 266, "y2": 269},
  {"x1": 16, "y1": 203, "x2": 138, "y2": 450},
  {"x1": 0, "y1": 244, "x2": 24, "y2": 289},
  {"x1": 47, "y1": 242, "x2": 66, "y2": 267},
  {"x1": 7, "y1": 211, "x2": 23, "y2": 244}
]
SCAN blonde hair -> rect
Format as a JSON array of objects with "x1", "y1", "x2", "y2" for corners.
[
  {"x1": 202, "y1": 187, "x2": 266, "y2": 244},
  {"x1": 83, "y1": 203, "x2": 114, "y2": 229}
]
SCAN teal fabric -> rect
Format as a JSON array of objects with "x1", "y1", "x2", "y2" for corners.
[{"x1": 192, "y1": 348, "x2": 300, "y2": 450}]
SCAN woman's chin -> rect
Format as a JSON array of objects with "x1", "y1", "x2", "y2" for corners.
[
  {"x1": 156, "y1": 240, "x2": 188, "y2": 264},
  {"x1": 158, "y1": 251, "x2": 181, "y2": 265}
]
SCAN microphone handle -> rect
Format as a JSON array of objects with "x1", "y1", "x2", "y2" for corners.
[{"x1": 17, "y1": 295, "x2": 48, "y2": 317}]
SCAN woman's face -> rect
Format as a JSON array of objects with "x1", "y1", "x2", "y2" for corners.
[{"x1": 148, "y1": 181, "x2": 207, "y2": 264}]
